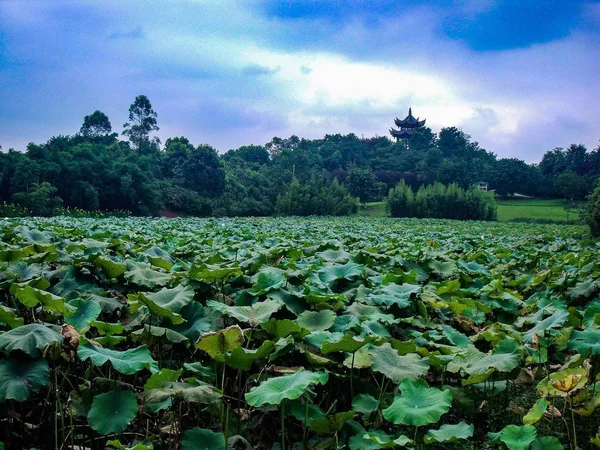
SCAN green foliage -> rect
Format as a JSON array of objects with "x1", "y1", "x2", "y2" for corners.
[
  {"x1": 0, "y1": 358, "x2": 49, "y2": 402},
  {"x1": 12, "y1": 182, "x2": 63, "y2": 216},
  {"x1": 388, "y1": 181, "x2": 496, "y2": 220},
  {"x1": 88, "y1": 390, "x2": 138, "y2": 435},
  {"x1": 0, "y1": 216, "x2": 596, "y2": 448},
  {"x1": 583, "y1": 181, "x2": 600, "y2": 236},
  {"x1": 276, "y1": 176, "x2": 358, "y2": 216}
]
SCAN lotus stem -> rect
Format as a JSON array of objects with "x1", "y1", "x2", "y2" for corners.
[
  {"x1": 281, "y1": 401, "x2": 286, "y2": 450},
  {"x1": 350, "y1": 351, "x2": 355, "y2": 399}
]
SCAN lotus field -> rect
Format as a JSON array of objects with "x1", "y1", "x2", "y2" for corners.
[{"x1": 2, "y1": 216, "x2": 600, "y2": 450}]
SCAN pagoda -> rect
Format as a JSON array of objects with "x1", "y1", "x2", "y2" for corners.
[{"x1": 390, "y1": 107, "x2": 426, "y2": 141}]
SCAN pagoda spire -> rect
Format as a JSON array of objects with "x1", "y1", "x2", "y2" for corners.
[{"x1": 390, "y1": 107, "x2": 426, "y2": 141}]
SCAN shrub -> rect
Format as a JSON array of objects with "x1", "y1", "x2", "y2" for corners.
[
  {"x1": 387, "y1": 181, "x2": 496, "y2": 221},
  {"x1": 276, "y1": 176, "x2": 358, "y2": 216},
  {"x1": 582, "y1": 182, "x2": 600, "y2": 236},
  {"x1": 11, "y1": 182, "x2": 63, "y2": 216}
]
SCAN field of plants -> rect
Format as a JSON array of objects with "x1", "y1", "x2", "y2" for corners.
[{"x1": 1, "y1": 216, "x2": 599, "y2": 450}]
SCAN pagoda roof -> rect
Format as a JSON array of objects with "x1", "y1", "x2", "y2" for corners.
[
  {"x1": 394, "y1": 107, "x2": 426, "y2": 128},
  {"x1": 390, "y1": 128, "x2": 414, "y2": 139}
]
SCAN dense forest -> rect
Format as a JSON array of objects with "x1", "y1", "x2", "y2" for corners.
[{"x1": 1, "y1": 95, "x2": 598, "y2": 217}]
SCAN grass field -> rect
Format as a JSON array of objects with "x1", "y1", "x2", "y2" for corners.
[
  {"x1": 495, "y1": 198, "x2": 582, "y2": 222},
  {"x1": 359, "y1": 199, "x2": 584, "y2": 223}
]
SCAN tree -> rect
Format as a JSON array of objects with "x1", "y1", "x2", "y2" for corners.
[
  {"x1": 122, "y1": 95, "x2": 159, "y2": 150},
  {"x1": 344, "y1": 166, "x2": 383, "y2": 203},
  {"x1": 180, "y1": 145, "x2": 226, "y2": 198},
  {"x1": 12, "y1": 182, "x2": 63, "y2": 216},
  {"x1": 553, "y1": 171, "x2": 589, "y2": 199},
  {"x1": 582, "y1": 181, "x2": 600, "y2": 236},
  {"x1": 539, "y1": 147, "x2": 567, "y2": 176},
  {"x1": 80, "y1": 111, "x2": 112, "y2": 138}
]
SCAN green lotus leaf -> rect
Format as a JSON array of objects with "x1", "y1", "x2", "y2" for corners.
[
  {"x1": 183, "y1": 362, "x2": 215, "y2": 379},
  {"x1": 369, "y1": 283, "x2": 421, "y2": 308},
  {"x1": 124, "y1": 261, "x2": 171, "y2": 288},
  {"x1": 0, "y1": 324, "x2": 63, "y2": 356},
  {"x1": 65, "y1": 299, "x2": 102, "y2": 330},
  {"x1": 181, "y1": 428, "x2": 225, "y2": 450},
  {"x1": 130, "y1": 285, "x2": 194, "y2": 325},
  {"x1": 568, "y1": 329, "x2": 600, "y2": 356},
  {"x1": 287, "y1": 399, "x2": 326, "y2": 425},
  {"x1": 424, "y1": 422, "x2": 474, "y2": 444},
  {"x1": 207, "y1": 298, "x2": 283, "y2": 327},
  {"x1": 189, "y1": 263, "x2": 242, "y2": 283},
  {"x1": 316, "y1": 249, "x2": 352, "y2": 263},
  {"x1": 94, "y1": 256, "x2": 127, "y2": 278},
  {"x1": 523, "y1": 398, "x2": 549, "y2": 425},
  {"x1": 345, "y1": 303, "x2": 395, "y2": 323},
  {"x1": 77, "y1": 343, "x2": 156, "y2": 375},
  {"x1": 428, "y1": 260, "x2": 457, "y2": 277},
  {"x1": 84, "y1": 293, "x2": 123, "y2": 313},
  {"x1": 250, "y1": 271, "x2": 286, "y2": 294},
  {"x1": 567, "y1": 279, "x2": 599, "y2": 300},
  {"x1": 363, "y1": 432, "x2": 412, "y2": 448},
  {"x1": 245, "y1": 370, "x2": 329, "y2": 407},
  {"x1": 88, "y1": 390, "x2": 138, "y2": 435},
  {"x1": 224, "y1": 340, "x2": 275, "y2": 370},
  {"x1": 12, "y1": 284, "x2": 73, "y2": 315},
  {"x1": 91, "y1": 321, "x2": 124, "y2": 336},
  {"x1": 142, "y1": 246, "x2": 174, "y2": 270},
  {"x1": 140, "y1": 381, "x2": 221, "y2": 404},
  {"x1": 322, "y1": 334, "x2": 378, "y2": 354},
  {"x1": 0, "y1": 358, "x2": 49, "y2": 402},
  {"x1": 317, "y1": 261, "x2": 364, "y2": 285},
  {"x1": 144, "y1": 368, "x2": 182, "y2": 391},
  {"x1": 344, "y1": 346, "x2": 372, "y2": 369},
  {"x1": 195, "y1": 325, "x2": 244, "y2": 359},
  {"x1": 132, "y1": 325, "x2": 189, "y2": 344},
  {"x1": 0, "y1": 305, "x2": 24, "y2": 329},
  {"x1": 448, "y1": 345, "x2": 520, "y2": 376},
  {"x1": 369, "y1": 343, "x2": 429, "y2": 383},
  {"x1": 499, "y1": 425, "x2": 537, "y2": 450},
  {"x1": 261, "y1": 319, "x2": 310, "y2": 339},
  {"x1": 4, "y1": 261, "x2": 42, "y2": 281},
  {"x1": 440, "y1": 325, "x2": 470, "y2": 348},
  {"x1": 296, "y1": 309, "x2": 336, "y2": 331},
  {"x1": 106, "y1": 440, "x2": 154, "y2": 450},
  {"x1": 349, "y1": 430, "x2": 409, "y2": 450},
  {"x1": 169, "y1": 301, "x2": 221, "y2": 343},
  {"x1": 530, "y1": 436, "x2": 564, "y2": 450},
  {"x1": 310, "y1": 411, "x2": 354, "y2": 435},
  {"x1": 144, "y1": 285, "x2": 194, "y2": 313},
  {"x1": 382, "y1": 379, "x2": 452, "y2": 426},
  {"x1": 352, "y1": 394, "x2": 379, "y2": 415}
]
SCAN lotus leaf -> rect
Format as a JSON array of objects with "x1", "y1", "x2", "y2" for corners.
[
  {"x1": 382, "y1": 379, "x2": 452, "y2": 426},
  {"x1": 78, "y1": 343, "x2": 156, "y2": 375},
  {"x1": 0, "y1": 358, "x2": 49, "y2": 402},
  {"x1": 88, "y1": 390, "x2": 138, "y2": 435},
  {"x1": 245, "y1": 370, "x2": 328, "y2": 407},
  {"x1": 0, "y1": 324, "x2": 63, "y2": 356}
]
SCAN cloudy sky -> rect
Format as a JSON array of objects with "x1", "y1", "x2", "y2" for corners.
[{"x1": 1, "y1": 0, "x2": 599, "y2": 162}]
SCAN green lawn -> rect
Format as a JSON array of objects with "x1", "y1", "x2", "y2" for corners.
[
  {"x1": 495, "y1": 198, "x2": 582, "y2": 222},
  {"x1": 357, "y1": 201, "x2": 387, "y2": 217},
  {"x1": 358, "y1": 199, "x2": 583, "y2": 223}
]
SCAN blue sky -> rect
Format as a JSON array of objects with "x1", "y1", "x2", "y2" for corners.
[{"x1": 1, "y1": 0, "x2": 599, "y2": 162}]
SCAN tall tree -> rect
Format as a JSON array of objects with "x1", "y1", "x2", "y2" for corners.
[
  {"x1": 80, "y1": 110, "x2": 112, "y2": 138},
  {"x1": 122, "y1": 95, "x2": 159, "y2": 150}
]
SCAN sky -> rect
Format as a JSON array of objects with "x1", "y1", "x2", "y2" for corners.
[{"x1": 1, "y1": 0, "x2": 599, "y2": 162}]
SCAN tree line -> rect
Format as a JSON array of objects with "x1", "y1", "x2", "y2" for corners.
[{"x1": 0, "y1": 94, "x2": 598, "y2": 217}]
